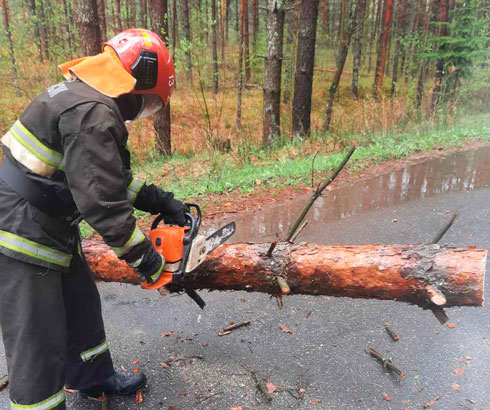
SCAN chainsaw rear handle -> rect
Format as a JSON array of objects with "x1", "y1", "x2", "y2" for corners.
[{"x1": 151, "y1": 203, "x2": 202, "y2": 237}]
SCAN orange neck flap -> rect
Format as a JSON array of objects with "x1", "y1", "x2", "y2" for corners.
[{"x1": 58, "y1": 47, "x2": 136, "y2": 98}]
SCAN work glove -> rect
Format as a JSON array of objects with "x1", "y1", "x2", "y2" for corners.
[
  {"x1": 134, "y1": 184, "x2": 189, "y2": 226},
  {"x1": 131, "y1": 245, "x2": 165, "y2": 284}
]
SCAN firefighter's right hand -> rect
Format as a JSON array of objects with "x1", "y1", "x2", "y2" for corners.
[{"x1": 132, "y1": 246, "x2": 165, "y2": 283}]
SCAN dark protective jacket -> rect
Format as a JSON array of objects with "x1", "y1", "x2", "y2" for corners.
[{"x1": 0, "y1": 80, "x2": 153, "y2": 271}]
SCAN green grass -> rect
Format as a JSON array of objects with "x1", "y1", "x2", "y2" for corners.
[{"x1": 134, "y1": 113, "x2": 490, "y2": 201}]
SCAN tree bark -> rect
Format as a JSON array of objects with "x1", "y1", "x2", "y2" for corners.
[
  {"x1": 84, "y1": 240, "x2": 487, "y2": 309},
  {"x1": 391, "y1": 0, "x2": 408, "y2": 97},
  {"x1": 429, "y1": 0, "x2": 449, "y2": 117},
  {"x1": 282, "y1": 0, "x2": 299, "y2": 105},
  {"x1": 243, "y1": 0, "x2": 251, "y2": 82},
  {"x1": 212, "y1": 0, "x2": 219, "y2": 94},
  {"x1": 252, "y1": 0, "x2": 259, "y2": 47},
  {"x1": 171, "y1": 0, "x2": 177, "y2": 56},
  {"x1": 291, "y1": 0, "x2": 319, "y2": 138},
  {"x1": 236, "y1": 0, "x2": 245, "y2": 131},
  {"x1": 1, "y1": 0, "x2": 20, "y2": 97},
  {"x1": 221, "y1": 0, "x2": 226, "y2": 61},
  {"x1": 98, "y1": 0, "x2": 107, "y2": 41},
  {"x1": 25, "y1": 0, "x2": 43, "y2": 60},
  {"x1": 351, "y1": 0, "x2": 366, "y2": 99},
  {"x1": 74, "y1": 0, "x2": 102, "y2": 56},
  {"x1": 182, "y1": 0, "x2": 193, "y2": 84},
  {"x1": 150, "y1": 0, "x2": 172, "y2": 156},
  {"x1": 324, "y1": 0, "x2": 367, "y2": 132},
  {"x1": 115, "y1": 0, "x2": 122, "y2": 31},
  {"x1": 372, "y1": 0, "x2": 394, "y2": 101},
  {"x1": 263, "y1": 0, "x2": 286, "y2": 146}
]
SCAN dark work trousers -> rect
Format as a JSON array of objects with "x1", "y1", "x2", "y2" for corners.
[{"x1": 0, "y1": 251, "x2": 114, "y2": 409}]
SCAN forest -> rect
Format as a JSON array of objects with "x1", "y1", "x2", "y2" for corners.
[{"x1": 0, "y1": 0, "x2": 488, "y2": 168}]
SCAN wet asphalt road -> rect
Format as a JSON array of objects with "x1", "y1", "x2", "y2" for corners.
[{"x1": 1, "y1": 152, "x2": 489, "y2": 410}]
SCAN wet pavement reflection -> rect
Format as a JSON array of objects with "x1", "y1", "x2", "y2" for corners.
[{"x1": 226, "y1": 146, "x2": 490, "y2": 243}]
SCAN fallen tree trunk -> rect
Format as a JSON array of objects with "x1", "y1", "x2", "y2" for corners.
[{"x1": 83, "y1": 241, "x2": 487, "y2": 309}]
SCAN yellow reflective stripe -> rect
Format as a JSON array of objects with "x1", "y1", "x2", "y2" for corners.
[
  {"x1": 112, "y1": 226, "x2": 145, "y2": 257},
  {"x1": 10, "y1": 389, "x2": 65, "y2": 410},
  {"x1": 0, "y1": 230, "x2": 71, "y2": 267},
  {"x1": 150, "y1": 255, "x2": 165, "y2": 282},
  {"x1": 80, "y1": 340, "x2": 109, "y2": 362},
  {"x1": 11, "y1": 121, "x2": 62, "y2": 168},
  {"x1": 127, "y1": 178, "x2": 145, "y2": 204}
]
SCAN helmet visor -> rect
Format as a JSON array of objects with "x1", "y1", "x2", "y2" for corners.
[{"x1": 137, "y1": 94, "x2": 164, "y2": 118}]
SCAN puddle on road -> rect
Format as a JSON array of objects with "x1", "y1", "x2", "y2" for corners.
[{"x1": 222, "y1": 146, "x2": 490, "y2": 243}]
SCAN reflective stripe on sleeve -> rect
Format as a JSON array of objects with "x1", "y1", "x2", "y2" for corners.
[
  {"x1": 80, "y1": 340, "x2": 109, "y2": 362},
  {"x1": 112, "y1": 226, "x2": 145, "y2": 257},
  {"x1": 127, "y1": 178, "x2": 145, "y2": 204},
  {"x1": 150, "y1": 255, "x2": 165, "y2": 282},
  {"x1": 10, "y1": 389, "x2": 65, "y2": 410},
  {"x1": 0, "y1": 230, "x2": 72, "y2": 268},
  {"x1": 10, "y1": 121, "x2": 63, "y2": 168}
]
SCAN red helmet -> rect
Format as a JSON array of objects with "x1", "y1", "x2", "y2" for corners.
[{"x1": 104, "y1": 29, "x2": 175, "y2": 106}]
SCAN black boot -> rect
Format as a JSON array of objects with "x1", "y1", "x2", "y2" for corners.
[{"x1": 80, "y1": 371, "x2": 147, "y2": 398}]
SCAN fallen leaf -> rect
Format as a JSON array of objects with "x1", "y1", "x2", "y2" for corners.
[
  {"x1": 279, "y1": 324, "x2": 292, "y2": 334},
  {"x1": 451, "y1": 383, "x2": 461, "y2": 391},
  {"x1": 382, "y1": 392, "x2": 392, "y2": 401},
  {"x1": 132, "y1": 368, "x2": 140, "y2": 374},
  {"x1": 255, "y1": 179, "x2": 261, "y2": 185},
  {"x1": 160, "y1": 362, "x2": 171, "y2": 369},
  {"x1": 169, "y1": 406, "x2": 180, "y2": 410},
  {"x1": 230, "y1": 407, "x2": 243, "y2": 410},
  {"x1": 424, "y1": 395, "x2": 441, "y2": 408},
  {"x1": 179, "y1": 389, "x2": 188, "y2": 397},
  {"x1": 132, "y1": 359, "x2": 139, "y2": 365},
  {"x1": 310, "y1": 399, "x2": 321, "y2": 406},
  {"x1": 266, "y1": 382, "x2": 277, "y2": 394},
  {"x1": 202, "y1": 342, "x2": 209, "y2": 347},
  {"x1": 465, "y1": 355, "x2": 472, "y2": 361},
  {"x1": 175, "y1": 337, "x2": 185, "y2": 343},
  {"x1": 454, "y1": 368, "x2": 465, "y2": 375},
  {"x1": 135, "y1": 390, "x2": 143, "y2": 405},
  {"x1": 447, "y1": 323, "x2": 457, "y2": 329},
  {"x1": 161, "y1": 331, "x2": 174, "y2": 337}
]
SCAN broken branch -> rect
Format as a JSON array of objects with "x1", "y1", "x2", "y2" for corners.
[
  {"x1": 276, "y1": 277, "x2": 291, "y2": 295},
  {"x1": 368, "y1": 348, "x2": 405, "y2": 378},
  {"x1": 431, "y1": 214, "x2": 458, "y2": 244},
  {"x1": 219, "y1": 320, "x2": 251, "y2": 336},
  {"x1": 384, "y1": 323, "x2": 399, "y2": 342},
  {"x1": 285, "y1": 147, "x2": 356, "y2": 242},
  {"x1": 251, "y1": 371, "x2": 273, "y2": 402}
]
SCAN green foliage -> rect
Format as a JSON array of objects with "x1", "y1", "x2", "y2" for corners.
[{"x1": 427, "y1": 0, "x2": 487, "y2": 78}]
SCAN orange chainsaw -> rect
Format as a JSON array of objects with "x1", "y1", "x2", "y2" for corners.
[{"x1": 141, "y1": 204, "x2": 235, "y2": 309}]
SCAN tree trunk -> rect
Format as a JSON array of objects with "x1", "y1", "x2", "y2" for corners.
[
  {"x1": 263, "y1": 0, "x2": 286, "y2": 146},
  {"x1": 172, "y1": 0, "x2": 177, "y2": 56},
  {"x1": 282, "y1": 0, "x2": 299, "y2": 105},
  {"x1": 429, "y1": 0, "x2": 449, "y2": 118},
  {"x1": 236, "y1": 0, "x2": 245, "y2": 131},
  {"x1": 25, "y1": 0, "x2": 43, "y2": 60},
  {"x1": 139, "y1": 0, "x2": 147, "y2": 26},
  {"x1": 182, "y1": 0, "x2": 193, "y2": 84},
  {"x1": 212, "y1": 0, "x2": 219, "y2": 94},
  {"x1": 351, "y1": 0, "x2": 367, "y2": 98},
  {"x1": 150, "y1": 0, "x2": 172, "y2": 156},
  {"x1": 98, "y1": 0, "x2": 108, "y2": 41},
  {"x1": 37, "y1": 0, "x2": 50, "y2": 60},
  {"x1": 243, "y1": 0, "x2": 250, "y2": 82},
  {"x1": 74, "y1": 0, "x2": 102, "y2": 56},
  {"x1": 291, "y1": 0, "x2": 319, "y2": 138},
  {"x1": 221, "y1": 0, "x2": 226, "y2": 61},
  {"x1": 252, "y1": 0, "x2": 259, "y2": 47},
  {"x1": 372, "y1": 0, "x2": 394, "y2": 101},
  {"x1": 115, "y1": 0, "x2": 122, "y2": 31},
  {"x1": 84, "y1": 240, "x2": 487, "y2": 309},
  {"x1": 324, "y1": 0, "x2": 367, "y2": 132},
  {"x1": 1, "y1": 0, "x2": 20, "y2": 97},
  {"x1": 391, "y1": 0, "x2": 408, "y2": 97}
]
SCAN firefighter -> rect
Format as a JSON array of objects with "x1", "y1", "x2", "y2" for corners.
[{"x1": 0, "y1": 29, "x2": 183, "y2": 409}]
